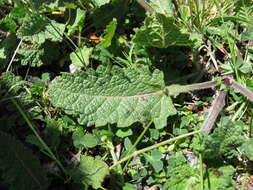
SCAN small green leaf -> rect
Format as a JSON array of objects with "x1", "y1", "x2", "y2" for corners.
[
  {"x1": 0, "y1": 7, "x2": 26, "y2": 32},
  {"x1": 122, "y1": 183, "x2": 137, "y2": 190},
  {"x1": 73, "y1": 155, "x2": 109, "y2": 189},
  {"x1": 116, "y1": 128, "x2": 133, "y2": 138},
  {"x1": 149, "y1": 128, "x2": 159, "y2": 140},
  {"x1": 240, "y1": 139, "x2": 253, "y2": 161},
  {"x1": 70, "y1": 46, "x2": 93, "y2": 67},
  {"x1": 101, "y1": 18, "x2": 117, "y2": 48},
  {"x1": 73, "y1": 129, "x2": 98, "y2": 148},
  {"x1": 94, "y1": 0, "x2": 110, "y2": 7},
  {"x1": 67, "y1": 8, "x2": 86, "y2": 36},
  {"x1": 144, "y1": 150, "x2": 163, "y2": 173},
  {"x1": 133, "y1": 13, "x2": 192, "y2": 48},
  {"x1": 241, "y1": 26, "x2": 253, "y2": 41}
]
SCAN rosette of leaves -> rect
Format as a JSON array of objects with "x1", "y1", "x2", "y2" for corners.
[{"x1": 48, "y1": 65, "x2": 177, "y2": 129}]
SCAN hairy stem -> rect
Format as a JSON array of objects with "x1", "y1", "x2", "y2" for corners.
[
  {"x1": 230, "y1": 79, "x2": 253, "y2": 102},
  {"x1": 166, "y1": 80, "x2": 218, "y2": 96}
]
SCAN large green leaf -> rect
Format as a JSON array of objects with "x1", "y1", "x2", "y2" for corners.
[
  {"x1": 48, "y1": 65, "x2": 177, "y2": 128},
  {"x1": 0, "y1": 132, "x2": 48, "y2": 190},
  {"x1": 18, "y1": 42, "x2": 60, "y2": 67},
  {"x1": 133, "y1": 13, "x2": 192, "y2": 48},
  {"x1": 73, "y1": 155, "x2": 109, "y2": 189},
  {"x1": 17, "y1": 14, "x2": 65, "y2": 44}
]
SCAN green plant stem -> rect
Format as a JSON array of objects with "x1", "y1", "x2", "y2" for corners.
[
  {"x1": 11, "y1": 99, "x2": 68, "y2": 176},
  {"x1": 250, "y1": 117, "x2": 253, "y2": 138},
  {"x1": 122, "y1": 120, "x2": 153, "y2": 171},
  {"x1": 110, "y1": 129, "x2": 202, "y2": 170},
  {"x1": 199, "y1": 153, "x2": 204, "y2": 190}
]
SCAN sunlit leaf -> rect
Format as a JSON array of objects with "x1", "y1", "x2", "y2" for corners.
[
  {"x1": 133, "y1": 13, "x2": 192, "y2": 48},
  {"x1": 48, "y1": 65, "x2": 177, "y2": 129}
]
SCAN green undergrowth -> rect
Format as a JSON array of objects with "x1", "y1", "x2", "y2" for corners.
[{"x1": 1, "y1": 0, "x2": 253, "y2": 189}]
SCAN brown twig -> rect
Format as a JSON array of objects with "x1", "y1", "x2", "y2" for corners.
[
  {"x1": 222, "y1": 76, "x2": 253, "y2": 103},
  {"x1": 201, "y1": 90, "x2": 227, "y2": 135},
  {"x1": 136, "y1": 0, "x2": 155, "y2": 14}
]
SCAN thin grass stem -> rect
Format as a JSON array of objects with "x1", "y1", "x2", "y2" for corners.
[
  {"x1": 11, "y1": 99, "x2": 68, "y2": 176},
  {"x1": 110, "y1": 129, "x2": 202, "y2": 170},
  {"x1": 122, "y1": 120, "x2": 153, "y2": 171}
]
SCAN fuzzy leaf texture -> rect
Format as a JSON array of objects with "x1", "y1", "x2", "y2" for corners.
[
  {"x1": 164, "y1": 164, "x2": 235, "y2": 190},
  {"x1": 18, "y1": 42, "x2": 60, "y2": 67},
  {"x1": 0, "y1": 132, "x2": 48, "y2": 190},
  {"x1": 202, "y1": 116, "x2": 245, "y2": 160},
  {"x1": 17, "y1": 13, "x2": 65, "y2": 44},
  {"x1": 133, "y1": 13, "x2": 192, "y2": 48},
  {"x1": 48, "y1": 65, "x2": 177, "y2": 128},
  {"x1": 72, "y1": 155, "x2": 109, "y2": 189}
]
